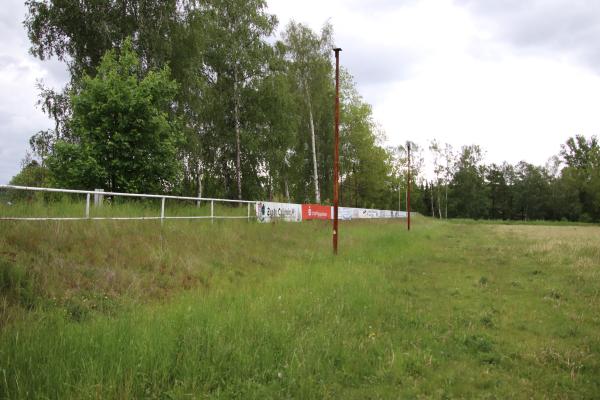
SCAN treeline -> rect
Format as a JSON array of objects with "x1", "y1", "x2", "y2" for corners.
[
  {"x1": 10, "y1": 1, "x2": 600, "y2": 222},
  {"x1": 15, "y1": 0, "x2": 392, "y2": 209},
  {"x1": 408, "y1": 137, "x2": 600, "y2": 222}
]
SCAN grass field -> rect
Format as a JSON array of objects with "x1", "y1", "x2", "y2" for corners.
[{"x1": 0, "y1": 214, "x2": 599, "y2": 399}]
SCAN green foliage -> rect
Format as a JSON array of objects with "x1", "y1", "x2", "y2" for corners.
[
  {"x1": 25, "y1": 0, "x2": 181, "y2": 79},
  {"x1": 281, "y1": 21, "x2": 335, "y2": 203},
  {"x1": 448, "y1": 145, "x2": 488, "y2": 219},
  {"x1": 339, "y1": 71, "x2": 392, "y2": 208},
  {"x1": 559, "y1": 135, "x2": 600, "y2": 220},
  {"x1": 9, "y1": 161, "x2": 48, "y2": 188},
  {"x1": 21, "y1": 1, "x2": 600, "y2": 220},
  {"x1": 419, "y1": 135, "x2": 600, "y2": 223},
  {"x1": 22, "y1": 2, "x2": 400, "y2": 208},
  {"x1": 47, "y1": 39, "x2": 182, "y2": 192}
]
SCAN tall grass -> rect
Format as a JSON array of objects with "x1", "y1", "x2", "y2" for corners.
[
  {"x1": 0, "y1": 216, "x2": 599, "y2": 398},
  {"x1": 0, "y1": 192, "x2": 250, "y2": 219}
]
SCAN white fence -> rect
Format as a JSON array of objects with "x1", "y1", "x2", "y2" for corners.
[
  {"x1": 0, "y1": 185, "x2": 409, "y2": 223},
  {"x1": 0, "y1": 185, "x2": 255, "y2": 222}
]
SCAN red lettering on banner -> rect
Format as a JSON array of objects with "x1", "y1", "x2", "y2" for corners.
[{"x1": 302, "y1": 204, "x2": 332, "y2": 220}]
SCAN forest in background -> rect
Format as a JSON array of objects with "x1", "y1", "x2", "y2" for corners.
[{"x1": 9, "y1": 0, "x2": 600, "y2": 222}]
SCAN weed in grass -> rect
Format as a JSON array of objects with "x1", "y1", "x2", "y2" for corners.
[
  {"x1": 546, "y1": 289, "x2": 562, "y2": 301},
  {"x1": 479, "y1": 313, "x2": 495, "y2": 329}
]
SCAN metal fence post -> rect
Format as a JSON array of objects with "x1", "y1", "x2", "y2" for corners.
[
  {"x1": 211, "y1": 200, "x2": 214, "y2": 224},
  {"x1": 161, "y1": 197, "x2": 165, "y2": 225},
  {"x1": 247, "y1": 203, "x2": 250, "y2": 221},
  {"x1": 94, "y1": 189, "x2": 104, "y2": 206},
  {"x1": 85, "y1": 193, "x2": 90, "y2": 219}
]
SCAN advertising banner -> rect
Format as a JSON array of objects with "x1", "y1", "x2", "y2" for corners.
[
  {"x1": 339, "y1": 207, "x2": 353, "y2": 220},
  {"x1": 255, "y1": 201, "x2": 406, "y2": 223},
  {"x1": 255, "y1": 202, "x2": 302, "y2": 223},
  {"x1": 352, "y1": 208, "x2": 379, "y2": 218},
  {"x1": 302, "y1": 204, "x2": 332, "y2": 220}
]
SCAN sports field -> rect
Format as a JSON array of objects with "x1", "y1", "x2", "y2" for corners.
[{"x1": 1, "y1": 217, "x2": 599, "y2": 398}]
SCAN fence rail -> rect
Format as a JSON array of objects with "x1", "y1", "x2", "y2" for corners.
[
  {"x1": 0, "y1": 185, "x2": 410, "y2": 223},
  {"x1": 0, "y1": 185, "x2": 255, "y2": 222}
]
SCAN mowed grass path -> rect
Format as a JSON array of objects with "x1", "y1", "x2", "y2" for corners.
[{"x1": 1, "y1": 217, "x2": 599, "y2": 398}]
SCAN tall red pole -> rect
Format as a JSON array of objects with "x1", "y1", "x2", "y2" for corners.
[
  {"x1": 333, "y1": 48, "x2": 342, "y2": 255},
  {"x1": 407, "y1": 142, "x2": 411, "y2": 231}
]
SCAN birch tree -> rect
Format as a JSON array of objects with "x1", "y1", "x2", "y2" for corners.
[
  {"x1": 429, "y1": 139, "x2": 444, "y2": 219},
  {"x1": 200, "y1": 0, "x2": 276, "y2": 200},
  {"x1": 282, "y1": 22, "x2": 333, "y2": 203}
]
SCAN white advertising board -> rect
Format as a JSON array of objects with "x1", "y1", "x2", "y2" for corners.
[
  {"x1": 338, "y1": 207, "x2": 406, "y2": 219},
  {"x1": 255, "y1": 201, "x2": 302, "y2": 223},
  {"x1": 255, "y1": 201, "x2": 406, "y2": 223},
  {"x1": 339, "y1": 207, "x2": 353, "y2": 220}
]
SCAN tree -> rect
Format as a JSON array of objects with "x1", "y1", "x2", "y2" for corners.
[
  {"x1": 9, "y1": 160, "x2": 48, "y2": 188},
  {"x1": 197, "y1": 0, "x2": 276, "y2": 201},
  {"x1": 46, "y1": 39, "x2": 182, "y2": 193},
  {"x1": 25, "y1": 0, "x2": 183, "y2": 80},
  {"x1": 24, "y1": 0, "x2": 208, "y2": 196},
  {"x1": 449, "y1": 145, "x2": 488, "y2": 219},
  {"x1": 338, "y1": 71, "x2": 392, "y2": 208},
  {"x1": 560, "y1": 135, "x2": 600, "y2": 221},
  {"x1": 442, "y1": 143, "x2": 455, "y2": 219},
  {"x1": 282, "y1": 22, "x2": 334, "y2": 204},
  {"x1": 513, "y1": 162, "x2": 551, "y2": 220},
  {"x1": 429, "y1": 140, "x2": 444, "y2": 218}
]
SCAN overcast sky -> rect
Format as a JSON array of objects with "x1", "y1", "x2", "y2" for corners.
[{"x1": 2, "y1": 0, "x2": 600, "y2": 183}]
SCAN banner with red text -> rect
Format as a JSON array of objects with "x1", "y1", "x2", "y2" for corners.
[{"x1": 302, "y1": 204, "x2": 332, "y2": 220}]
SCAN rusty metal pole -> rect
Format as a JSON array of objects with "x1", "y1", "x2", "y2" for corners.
[
  {"x1": 333, "y1": 47, "x2": 342, "y2": 255},
  {"x1": 407, "y1": 142, "x2": 411, "y2": 231}
]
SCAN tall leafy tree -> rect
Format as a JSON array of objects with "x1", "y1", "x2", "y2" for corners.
[
  {"x1": 25, "y1": 0, "x2": 183, "y2": 80},
  {"x1": 449, "y1": 145, "x2": 488, "y2": 219},
  {"x1": 282, "y1": 22, "x2": 334, "y2": 203},
  {"x1": 513, "y1": 162, "x2": 551, "y2": 220},
  {"x1": 197, "y1": 0, "x2": 276, "y2": 200},
  {"x1": 485, "y1": 162, "x2": 513, "y2": 220},
  {"x1": 339, "y1": 71, "x2": 391, "y2": 208},
  {"x1": 429, "y1": 140, "x2": 444, "y2": 218},
  {"x1": 560, "y1": 135, "x2": 600, "y2": 220},
  {"x1": 24, "y1": 0, "x2": 206, "y2": 195},
  {"x1": 46, "y1": 39, "x2": 182, "y2": 193}
]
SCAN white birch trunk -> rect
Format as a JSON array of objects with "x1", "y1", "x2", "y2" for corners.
[
  {"x1": 431, "y1": 182, "x2": 435, "y2": 217},
  {"x1": 234, "y1": 72, "x2": 242, "y2": 201},
  {"x1": 304, "y1": 78, "x2": 320, "y2": 204},
  {"x1": 437, "y1": 184, "x2": 442, "y2": 219},
  {"x1": 196, "y1": 161, "x2": 203, "y2": 207}
]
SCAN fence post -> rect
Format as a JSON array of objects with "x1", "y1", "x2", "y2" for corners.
[
  {"x1": 85, "y1": 193, "x2": 90, "y2": 219},
  {"x1": 94, "y1": 189, "x2": 104, "y2": 206},
  {"x1": 211, "y1": 200, "x2": 214, "y2": 224},
  {"x1": 247, "y1": 203, "x2": 250, "y2": 221},
  {"x1": 161, "y1": 197, "x2": 165, "y2": 225}
]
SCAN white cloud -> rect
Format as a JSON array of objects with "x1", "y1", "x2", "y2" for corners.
[
  {"x1": 269, "y1": 0, "x2": 600, "y2": 168},
  {"x1": 0, "y1": 1, "x2": 67, "y2": 184}
]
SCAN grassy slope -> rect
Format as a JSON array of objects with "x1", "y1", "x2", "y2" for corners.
[{"x1": 0, "y1": 217, "x2": 599, "y2": 399}]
